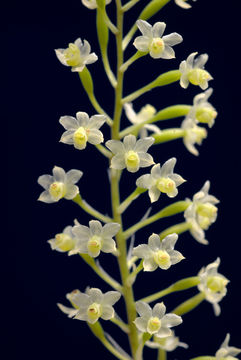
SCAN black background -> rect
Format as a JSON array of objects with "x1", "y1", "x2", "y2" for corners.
[{"x1": 7, "y1": 0, "x2": 241, "y2": 359}]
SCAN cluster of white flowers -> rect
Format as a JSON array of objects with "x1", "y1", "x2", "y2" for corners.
[{"x1": 36, "y1": 1, "x2": 239, "y2": 359}]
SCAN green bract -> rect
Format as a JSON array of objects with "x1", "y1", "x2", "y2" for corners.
[
  {"x1": 133, "y1": 20, "x2": 183, "y2": 59},
  {"x1": 136, "y1": 158, "x2": 186, "y2": 202},
  {"x1": 38, "y1": 166, "x2": 83, "y2": 203}
]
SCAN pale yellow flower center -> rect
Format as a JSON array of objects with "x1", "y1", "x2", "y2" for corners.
[
  {"x1": 207, "y1": 276, "x2": 228, "y2": 293},
  {"x1": 63, "y1": 43, "x2": 81, "y2": 66},
  {"x1": 154, "y1": 250, "x2": 171, "y2": 268},
  {"x1": 188, "y1": 69, "x2": 211, "y2": 87},
  {"x1": 87, "y1": 302, "x2": 102, "y2": 322},
  {"x1": 189, "y1": 126, "x2": 207, "y2": 144},
  {"x1": 55, "y1": 233, "x2": 75, "y2": 252},
  {"x1": 149, "y1": 37, "x2": 165, "y2": 56},
  {"x1": 138, "y1": 104, "x2": 156, "y2": 121},
  {"x1": 125, "y1": 151, "x2": 140, "y2": 170},
  {"x1": 87, "y1": 235, "x2": 102, "y2": 256},
  {"x1": 73, "y1": 127, "x2": 88, "y2": 149},
  {"x1": 197, "y1": 203, "x2": 217, "y2": 219},
  {"x1": 147, "y1": 317, "x2": 162, "y2": 334},
  {"x1": 196, "y1": 107, "x2": 217, "y2": 125},
  {"x1": 156, "y1": 177, "x2": 176, "y2": 195},
  {"x1": 49, "y1": 182, "x2": 66, "y2": 201}
]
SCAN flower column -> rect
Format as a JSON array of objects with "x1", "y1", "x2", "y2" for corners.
[{"x1": 110, "y1": 0, "x2": 139, "y2": 358}]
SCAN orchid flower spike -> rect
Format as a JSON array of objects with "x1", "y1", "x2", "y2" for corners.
[
  {"x1": 133, "y1": 20, "x2": 183, "y2": 59},
  {"x1": 179, "y1": 52, "x2": 213, "y2": 90},
  {"x1": 55, "y1": 38, "x2": 98, "y2": 72},
  {"x1": 38, "y1": 166, "x2": 83, "y2": 203}
]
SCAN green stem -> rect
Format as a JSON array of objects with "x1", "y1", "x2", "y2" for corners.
[
  {"x1": 120, "y1": 51, "x2": 148, "y2": 73},
  {"x1": 111, "y1": 316, "x2": 129, "y2": 333},
  {"x1": 80, "y1": 254, "x2": 123, "y2": 292},
  {"x1": 140, "y1": 277, "x2": 200, "y2": 303},
  {"x1": 95, "y1": 144, "x2": 112, "y2": 158},
  {"x1": 123, "y1": 201, "x2": 191, "y2": 240},
  {"x1": 73, "y1": 194, "x2": 113, "y2": 223},
  {"x1": 172, "y1": 292, "x2": 205, "y2": 316},
  {"x1": 88, "y1": 322, "x2": 131, "y2": 360},
  {"x1": 158, "y1": 349, "x2": 167, "y2": 360},
  {"x1": 119, "y1": 105, "x2": 191, "y2": 138},
  {"x1": 126, "y1": 260, "x2": 143, "y2": 286},
  {"x1": 191, "y1": 357, "x2": 215, "y2": 360},
  {"x1": 159, "y1": 222, "x2": 191, "y2": 240},
  {"x1": 153, "y1": 128, "x2": 185, "y2": 144},
  {"x1": 122, "y1": 0, "x2": 141, "y2": 12},
  {"x1": 121, "y1": 70, "x2": 181, "y2": 103},
  {"x1": 118, "y1": 187, "x2": 147, "y2": 214}
]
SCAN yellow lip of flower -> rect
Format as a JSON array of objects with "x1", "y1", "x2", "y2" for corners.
[
  {"x1": 149, "y1": 37, "x2": 165, "y2": 56},
  {"x1": 154, "y1": 250, "x2": 171, "y2": 268},
  {"x1": 55, "y1": 233, "x2": 75, "y2": 252},
  {"x1": 197, "y1": 203, "x2": 217, "y2": 218},
  {"x1": 49, "y1": 181, "x2": 66, "y2": 201},
  {"x1": 125, "y1": 150, "x2": 140, "y2": 170},
  {"x1": 196, "y1": 107, "x2": 218, "y2": 124},
  {"x1": 207, "y1": 276, "x2": 229, "y2": 293},
  {"x1": 63, "y1": 43, "x2": 82, "y2": 66},
  {"x1": 147, "y1": 317, "x2": 162, "y2": 334},
  {"x1": 73, "y1": 127, "x2": 88, "y2": 149},
  {"x1": 87, "y1": 235, "x2": 102, "y2": 256},
  {"x1": 156, "y1": 177, "x2": 176, "y2": 195},
  {"x1": 188, "y1": 69, "x2": 212, "y2": 87},
  {"x1": 87, "y1": 302, "x2": 102, "y2": 322}
]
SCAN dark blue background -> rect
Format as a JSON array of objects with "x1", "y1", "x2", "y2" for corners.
[{"x1": 7, "y1": 0, "x2": 241, "y2": 359}]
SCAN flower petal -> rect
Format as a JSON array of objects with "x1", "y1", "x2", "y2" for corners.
[
  {"x1": 139, "y1": 153, "x2": 155, "y2": 168},
  {"x1": 136, "y1": 174, "x2": 152, "y2": 189},
  {"x1": 101, "y1": 238, "x2": 116, "y2": 253},
  {"x1": 103, "y1": 291, "x2": 121, "y2": 306},
  {"x1": 65, "y1": 184, "x2": 79, "y2": 199},
  {"x1": 102, "y1": 223, "x2": 120, "y2": 237},
  {"x1": 66, "y1": 169, "x2": 83, "y2": 184},
  {"x1": 134, "y1": 317, "x2": 148, "y2": 332},
  {"x1": 148, "y1": 233, "x2": 161, "y2": 251},
  {"x1": 88, "y1": 288, "x2": 103, "y2": 303},
  {"x1": 143, "y1": 257, "x2": 158, "y2": 271},
  {"x1": 160, "y1": 45, "x2": 175, "y2": 59},
  {"x1": 76, "y1": 112, "x2": 89, "y2": 127},
  {"x1": 88, "y1": 115, "x2": 106, "y2": 129},
  {"x1": 134, "y1": 137, "x2": 154, "y2": 153},
  {"x1": 59, "y1": 116, "x2": 79, "y2": 130},
  {"x1": 101, "y1": 304, "x2": 114, "y2": 320},
  {"x1": 111, "y1": 154, "x2": 126, "y2": 170},
  {"x1": 38, "y1": 190, "x2": 55, "y2": 203},
  {"x1": 53, "y1": 166, "x2": 66, "y2": 182},
  {"x1": 162, "y1": 313, "x2": 182, "y2": 327},
  {"x1": 133, "y1": 36, "x2": 150, "y2": 52},
  {"x1": 123, "y1": 134, "x2": 136, "y2": 151},
  {"x1": 133, "y1": 244, "x2": 152, "y2": 258},
  {"x1": 89, "y1": 220, "x2": 102, "y2": 236},
  {"x1": 160, "y1": 158, "x2": 176, "y2": 177},
  {"x1": 152, "y1": 302, "x2": 166, "y2": 319},
  {"x1": 161, "y1": 233, "x2": 178, "y2": 251},
  {"x1": 152, "y1": 22, "x2": 166, "y2": 38},
  {"x1": 136, "y1": 301, "x2": 152, "y2": 318},
  {"x1": 148, "y1": 186, "x2": 161, "y2": 202},
  {"x1": 162, "y1": 32, "x2": 183, "y2": 46},
  {"x1": 37, "y1": 174, "x2": 53, "y2": 190},
  {"x1": 88, "y1": 129, "x2": 104, "y2": 144},
  {"x1": 156, "y1": 327, "x2": 172, "y2": 338},
  {"x1": 136, "y1": 20, "x2": 152, "y2": 37},
  {"x1": 106, "y1": 140, "x2": 125, "y2": 154}
]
